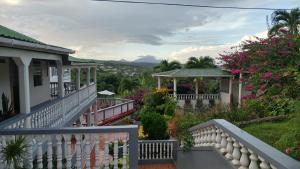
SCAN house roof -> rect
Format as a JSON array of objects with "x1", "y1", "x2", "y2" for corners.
[
  {"x1": 68, "y1": 56, "x2": 97, "y2": 66},
  {"x1": 152, "y1": 68, "x2": 232, "y2": 78},
  {"x1": 0, "y1": 25, "x2": 43, "y2": 44},
  {"x1": 0, "y1": 25, "x2": 74, "y2": 55}
]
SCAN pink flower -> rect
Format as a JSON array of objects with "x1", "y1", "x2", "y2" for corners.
[
  {"x1": 288, "y1": 41, "x2": 296, "y2": 48},
  {"x1": 279, "y1": 51, "x2": 291, "y2": 56},
  {"x1": 261, "y1": 71, "x2": 273, "y2": 80},
  {"x1": 245, "y1": 84, "x2": 254, "y2": 91},
  {"x1": 231, "y1": 69, "x2": 240, "y2": 75},
  {"x1": 256, "y1": 51, "x2": 271, "y2": 56},
  {"x1": 285, "y1": 148, "x2": 292, "y2": 155},
  {"x1": 248, "y1": 65, "x2": 258, "y2": 74},
  {"x1": 260, "y1": 84, "x2": 267, "y2": 91}
]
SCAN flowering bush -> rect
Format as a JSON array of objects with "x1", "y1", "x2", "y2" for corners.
[{"x1": 219, "y1": 32, "x2": 300, "y2": 100}]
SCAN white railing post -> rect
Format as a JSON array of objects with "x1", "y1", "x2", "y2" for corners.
[
  {"x1": 239, "y1": 144, "x2": 249, "y2": 169},
  {"x1": 47, "y1": 135, "x2": 53, "y2": 169},
  {"x1": 122, "y1": 138, "x2": 128, "y2": 169},
  {"x1": 113, "y1": 136, "x2": 118, "y2": 169}
]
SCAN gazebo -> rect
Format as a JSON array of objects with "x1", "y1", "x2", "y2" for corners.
[{"x1": 152, "y1": 68, "x2": 244, "y2": 108}]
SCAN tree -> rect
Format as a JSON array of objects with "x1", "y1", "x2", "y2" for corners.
[
  {"x1": 141, "y1": 112, "x2": 168, "y2": 140},
  {"x1": 185, "y1": 56, "x2": 216, "y2": 69},
  {"x1": 154, "y1": 59, "x2": 181, "y2": 72},
  {"x1": 269, "y1": 8, "x2": 300, "y2": 36}
]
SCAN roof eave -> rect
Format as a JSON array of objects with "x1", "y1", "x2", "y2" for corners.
[{"x1": 0, "y1": 37, "x2": 75, "y2": 55}]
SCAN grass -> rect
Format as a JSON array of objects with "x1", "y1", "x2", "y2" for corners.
[
  {"x1": 243, "y1": 120, "x2": 290, "y2": 146},
  {"x1": 242, "y1": 100, "x2": 300, "y2": 160}
]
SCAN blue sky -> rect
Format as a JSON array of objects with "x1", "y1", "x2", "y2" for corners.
[{"x1": 0, "y1": 0, "x2": 299, "y2": 62}]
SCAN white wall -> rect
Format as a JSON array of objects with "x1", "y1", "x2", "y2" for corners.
[
  {"x1": 29, "y1": 60, "x2": 51, "y2": 107},
  {"x1": 0, "y1": 58, "x2": 11, "y2": 111}
]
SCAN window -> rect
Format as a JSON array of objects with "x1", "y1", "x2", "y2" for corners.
[{"x1": 32, "y1": 60, "x2": 43, "y2": 87}]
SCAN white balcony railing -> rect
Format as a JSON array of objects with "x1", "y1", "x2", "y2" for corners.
[
  {"x1": 0, "y1": 84, "x2": 97, "y2": 129},
  {"x1": 0, "y1": 125, "x2": 138, "y2": 169},
  {"x1": 189, "y1": 119, "x2": 300, "y2": 169},
  {"x1": 168, "y1": 94, "x2": 220, "y2": 100},
  {"x1": 138, "y1": 140, "x2": 177, "y2": 162},
  {"x1": 96, "y1": 98, "x2": 135, "y2": 125}
]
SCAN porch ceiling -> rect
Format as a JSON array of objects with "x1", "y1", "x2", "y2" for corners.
[{"x1": 152, "y1": 68, "x2": 232, "y2": 78}]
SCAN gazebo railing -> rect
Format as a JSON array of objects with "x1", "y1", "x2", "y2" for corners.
[{"x1": 188, "y1": 119, "x2": 300, "y2": 169}]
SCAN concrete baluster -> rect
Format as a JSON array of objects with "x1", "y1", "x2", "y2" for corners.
[
  {"x1": 238, "y1": 144, "x2": 249, "y2": 169},
  {"x1": 225, "y1": 136, "x2": 234, "y2": 160},
  {"x1": 248, "y1": 149, "x2": 259, "y2": 169},
  {"x1": 231, "y1": 138, "x2": 241, "y2": 166},
  {"x1": 259, "y1": 156, "x2": 271, "y2": 169}
]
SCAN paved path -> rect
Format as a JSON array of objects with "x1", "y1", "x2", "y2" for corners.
[
  {"x1": 176, "y1": 147, "x2": 234, "y2": 169},
  {"x1": 139, "y1": 163, "x2": 176, "y2": 169}
]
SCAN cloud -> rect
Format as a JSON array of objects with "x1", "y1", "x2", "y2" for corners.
[
  {"x1": 0, "y1": 0, "x2": 297, "y2": 60},
  {"x1": 168, "y1": 31, "x2": 268, "y2": 63}
]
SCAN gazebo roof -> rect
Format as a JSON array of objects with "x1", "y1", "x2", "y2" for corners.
[{"x1": 152, "y1": 68, "x2": 232, "y2": 78}]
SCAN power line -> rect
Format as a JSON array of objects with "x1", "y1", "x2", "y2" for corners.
[{"x1": 93, "y1": 0, "x2": 292, "y2": 11}]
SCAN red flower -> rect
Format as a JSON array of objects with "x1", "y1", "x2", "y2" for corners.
[
  {"x1": 245, "y1": 84, "x2": 254, "y2": 91},
  {"x1": 256, "y1": 51, "x2": 271, "y2": 56},
  {"x1": 231, "y1": 69, "x2": 240, "y2": 75},
  {"x1": 261, "y1": 71, "x2": 273, "y2": 80},
  {"x1": 285, "y1": 148, "x2": 292, "y2": 155}
]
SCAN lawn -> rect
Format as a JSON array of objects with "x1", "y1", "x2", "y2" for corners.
[
  {"x1": 243, "y1": 120, "x2": 290, "y2": 146},
  {"x1": 242, "y1": 100, "x2": 300, "y2": 160}
]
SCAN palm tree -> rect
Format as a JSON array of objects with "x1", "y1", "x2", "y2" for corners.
[
  {"x1": 268, "y1": 8, "x2": 300, "y2": 36},
  {"x1": 185, "y1": 56, "x2": 216, "y2": 69},
  {"x1": 154, "y1": 60, "x2": 181, "y2": 72}
]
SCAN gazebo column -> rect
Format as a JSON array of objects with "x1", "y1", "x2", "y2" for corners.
[
  {"x1": 195, "y1": 79, "x2": 199, "y2": 99},
  {"x1": 238, "y1": 73, "x2": 243, "y2": 108},
  {"x1": 229, "y1": 77, "x2": 232, "y2": 104},
  {"x1": 157, "y1": 77, "x2": 161, "y2": 89},
  {"x1": 173, "y1": 78, "x2": 177, "y2": 98}
]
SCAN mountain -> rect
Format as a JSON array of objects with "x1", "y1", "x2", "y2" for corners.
[{"x1": 133, "y1": 55, "x2": 160, "y2": 63}]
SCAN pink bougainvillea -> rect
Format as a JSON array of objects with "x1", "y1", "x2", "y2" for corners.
[
  {"x1": 218, "y1": 31, "x2": 300, "y2": 99},
  {"x1": 231, "y1": 69, "x2": 240, "y2": 75}
]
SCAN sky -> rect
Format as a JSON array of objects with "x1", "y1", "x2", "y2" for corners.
[{"x1": 0, "y1": 0, "x2": 299, "y2": 62}]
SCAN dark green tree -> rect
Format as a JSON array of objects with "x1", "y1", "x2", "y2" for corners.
[
  {"x1": 269, "y1": 8, "x2": 300, "y2": 36},
  {"x1": 154, "y1": 59, "x2": 181, "y2": 72},
  {"x1": 185, "y1": 56, "x2": 216, "y2": 69}
]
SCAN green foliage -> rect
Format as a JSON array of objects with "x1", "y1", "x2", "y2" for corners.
[
  {"x1": 1, "y1": 93, "x2": 14, "y2": 121},
  {"x1": 118, "y1": 78, "x2": 139, "y2": 94},
  {"x1": 141, "y1": 112, "x2": 168, "y2": 140},
  {"x1": 154, "y1": 59, "x2": 181, "y2": 72},
  {"x1": 185, "y1": 56, "x2": 216, "y2": 69},
  {"x1": 181, "y1": 133, "x2": 195, "y2": 152},
  {"x1": 2, "y1": 136, "x2": 27, "y2": 169},
  {"x1": 266, "y1": 97, "x2": 295, "y2": 116},
  {"x1": 176, "y1": 113, "x2": 204, "y2": 140},
  {"x1": 163, "y1": 100, "x2": 176, "y2": 116}
]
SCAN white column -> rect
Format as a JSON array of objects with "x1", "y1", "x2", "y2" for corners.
[
  {"x1": 13, "y1": 57, "x2": 32, "y2": 128},
  {"x1": 76, "y1": 67, "x2": 81, "y2": 90},
  {"x1": 238, "y1": 73, "x2": 243, "y2": 108},
  {"x1": 195, "y1": 79, "x2": 199, "y2": 99},
  {"x1": 57, "y1": 60, "x2": 65, "y2": 98},
  {"x1": 157, "y1": 77, "x2": 161, "y2": 89},
  {"x1": 87, "y1": 67, "x2": 91, "y2": 86},
  {"x1": 93, "y1": 67, "x2": 97, "y2": 84},
  {"x1": 229, "y1": 77, "x2": 232, "y2": 95},
  {"x1": 173, "y1": 78, "x2": 177, "y2": 98}
]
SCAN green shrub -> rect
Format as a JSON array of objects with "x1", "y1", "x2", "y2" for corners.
[
  {"x1": 163, "y1": 100, "x2": 176, "y2": 116},
  {"x1": 176, "y1": 113, "x2": 204, "y2": 140},
  {"x1": 141, "y1": 112, "x2": 168, "y2": 140},
  {"x1": 266, "y1": 98, "x2": 295, "y2": 116}
]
